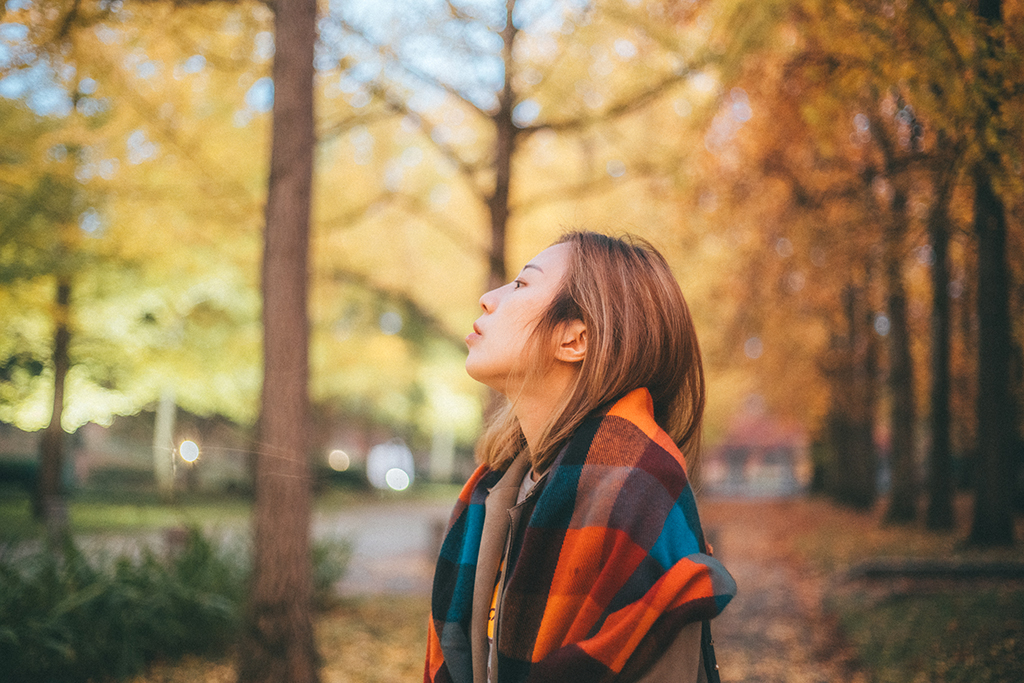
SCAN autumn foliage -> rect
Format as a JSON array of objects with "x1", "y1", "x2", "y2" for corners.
[{"x1": 1, "y1": 0, "x2": 1023, "y2": 678}]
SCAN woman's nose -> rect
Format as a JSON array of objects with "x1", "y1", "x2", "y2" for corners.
[{"x1": 479, "y1": 287, "x2": 500, "y2": 313}]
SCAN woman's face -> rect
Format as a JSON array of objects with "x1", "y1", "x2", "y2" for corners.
[{"x1": 465, "y1": 243, "x2": 571, "y2": 394}]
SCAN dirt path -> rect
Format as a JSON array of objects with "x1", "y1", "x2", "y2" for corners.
[
  {"x1": 700, "y1": 498, "x2": 864, "y2": 683},
  {"x1": 314, "y1": 499, "x2": 451, "y2": 596}
]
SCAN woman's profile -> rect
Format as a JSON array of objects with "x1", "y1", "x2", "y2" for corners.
[{"x1": 426, "y1": 231, "x2": 736, "y2": 683}]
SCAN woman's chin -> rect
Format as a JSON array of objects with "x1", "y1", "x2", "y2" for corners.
[
  {"x1": 464, "y1": 361, "x2": 489, "y2": 386},
  {"x1": 465, "y1": 365, "x2": 507, "y2": 395}
]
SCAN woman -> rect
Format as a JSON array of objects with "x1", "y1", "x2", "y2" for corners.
[{"x1": 426, "y1": 232, "x2": 735, "y2": 683}]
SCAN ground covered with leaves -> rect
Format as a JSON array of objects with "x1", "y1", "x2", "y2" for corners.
[
  {"x1": 129, "y1": 596, "x2": 429, "y2": 683},
  {"x1": 112, "y1": 496, "x2": 1024, "y2": 682},
  {"x1": 789, "y1": 497, "x2": 1024, "y2": 683},
  {"x1": 701, "y1": 499, "x2": 865, "y2": 683},
  {"x1": 703, "y1": 496, "x2": 1024, "y2": 683},
  {"x1": 835, "y1": 585, "x2": 1024, "y2": 683}
]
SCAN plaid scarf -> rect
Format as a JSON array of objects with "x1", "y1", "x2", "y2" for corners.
[{"x1": 425, "y1": 388, "x2": 736, "y2": 683}]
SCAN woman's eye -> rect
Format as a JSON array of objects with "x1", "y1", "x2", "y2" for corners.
[{"x1": 512, "y1": 280, "x2": 524, "y2": 289}]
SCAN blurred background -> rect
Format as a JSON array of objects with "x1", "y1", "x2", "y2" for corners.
[{"x1": 1, "y1": 0, "x2": 1023, "y2": 681}]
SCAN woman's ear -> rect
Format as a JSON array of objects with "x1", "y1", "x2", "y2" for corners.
[{"x1": 554, "y1": 320, "x2": 587, "y2": 364}]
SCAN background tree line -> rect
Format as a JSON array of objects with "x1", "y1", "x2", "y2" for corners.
[{"x1": 684, "y1": 0, "x2": 1023, "y2": 545}]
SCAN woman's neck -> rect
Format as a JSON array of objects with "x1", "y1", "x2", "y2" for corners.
[{"x1": 512, "y1": 363, "x2": 576, "y2": 460}]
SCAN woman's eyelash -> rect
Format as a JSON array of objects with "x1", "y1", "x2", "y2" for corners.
[{"x1": 513, "y1": 280, "x2": 524, "y2": 289}]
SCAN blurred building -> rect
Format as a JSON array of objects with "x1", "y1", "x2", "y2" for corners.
[
  {"x1": 0, "y1": 413, "x2": 252, "y2": 494},
  {"x1": 702, "y1": 398, "x2": 811, "y2": 497},
  {"x1": 0, "y1": 406, "x2": 458, "y2": 494}
]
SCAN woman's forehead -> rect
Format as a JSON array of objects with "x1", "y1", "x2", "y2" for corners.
[{"x1": 522, "y1": 242, "x2": 571, "y2": 273}]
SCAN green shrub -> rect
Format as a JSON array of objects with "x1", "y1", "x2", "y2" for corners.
[
  {"x1": 831, "y1": 587, "x2": 1024, "y2": 683},
  {"x1": 0, "y1": 529, "x2": 349, "y2": 683},
  {"x1": 312, "y1": 538, "x2": 353, "y2": 609}
]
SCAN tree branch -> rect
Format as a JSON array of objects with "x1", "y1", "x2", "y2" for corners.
[
  {"x1": 323, "y1": 13, "x2": 492, "y2": 119},
  {"x1": 913, "y1": 0, "x2": 970, "y2": 74},
  {"x1": 520, "y1": 70, "x2": 688, "y2": 136},
  {"x1": 366, "y1": 82, "x2": 488, "y2": 198},
  {"x1": 54, "y1": 0, "x2": 82, "y2": 41},
  {"x1": 327, "y1": 266, "x2": 466, "y2": 348}
]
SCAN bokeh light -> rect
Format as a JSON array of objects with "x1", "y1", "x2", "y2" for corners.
[
  {"x1": 328, "y1": 449, "x2": 350, "y2": 472},
  {"x1": 366, "y1": 440, "x2": 415, "y2": 491},
  {"x1": 744, "y1": 336, "x2": 764, "y2": 360},
  {"x1": 179, "y1": 440, "x2": 199, "y2": 462},
  {"x1": 384, "y1": 467, "x2": 411, "y2": 491}
]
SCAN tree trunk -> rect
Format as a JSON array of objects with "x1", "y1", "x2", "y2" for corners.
[
  {"x1": 1014, "y1": 338, "x2": 1024, "y2": 514},
  {"x1": 968, "y1": 167, "x2": 1015, "y2": 546},
  {"x1": 967, "y1": 0, "x2": 1015, "y2": 547},
  {"x1": 823, "y1": 406, "x2": 852, "y2": 502},
  {"x1": 153, "y1": 388, "x2": 176, "y2": 501},
  {"x1": 926, "y1": 174, "x2": 954, "y2": 530},
  {"x1": 954, "y1": 237, "x2": 977, "y2": 489},
  {"x1": 883, "y1": 184, "x2": 918, "y2": 524},
  {"x1": 852, "y1": 281, "x2": 879, "y2": 508},
  {"x1": 236, "y1": 0, "x2": 320, "y2": 678},
  {"x1": 485, "y1": 0, "x2": 519, "y2": 292},
  {"x1": 34, "y1": 278, "x2": 71, "y2": 537},
  {"x1": 830, "y1": 283, "x2": 877, "y2": 509}
]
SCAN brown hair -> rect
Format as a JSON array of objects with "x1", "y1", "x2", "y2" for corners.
[{"x1": 476, "y1": 231, "x2": 706, "y2": 475}]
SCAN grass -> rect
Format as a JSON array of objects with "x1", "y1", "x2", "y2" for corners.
[
  {"x1": 0, "y1": 481, "x2": 463, "y2": 543},
  {"x1": 0, "y1": 489, "x2": 252, "y2": 542},
  {"x1": 790, "y1": 494, "x2": 1024, "y2": 683},
  {"x1": 832, "y1": 587, "x2": 1024, "y2": 683}
]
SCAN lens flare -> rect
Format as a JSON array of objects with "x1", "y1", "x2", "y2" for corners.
[{"x1": 179, "y1": 440, "x2": 199, "y2": 462}]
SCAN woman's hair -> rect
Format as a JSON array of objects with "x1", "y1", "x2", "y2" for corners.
[{"x1": 476, "y1": 231, "x2": 706, "y2": 475}]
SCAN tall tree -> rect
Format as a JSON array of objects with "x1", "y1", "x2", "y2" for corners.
[
  {"x1": 868, "y1": 111, "x2": 919, "y2": 524},
  {"x1": 236, "y1": 0, "x2": 321, "y2": 679},
  {"x1": 925, "y1": 153, "x2": 957, "y2": 530},
  {"x1": 880, "y1": 175, "x2": 918, "y2": 523},
  {"x1": 7, "y1": 5, "x2": 328, "y2": 672},
  {"x1": 0, "y1": 98, "x2": 87, "y2": 530},
  {"x1": 485, "y1": 0, "x2": 517, "y2": 290},
  {"x1": 335, "y1": 0, "x2": 747, "y2": 290},
  {"x1": 835, "y1": 280, "x2": 879, "y2": 509},
  {"x1": 968, "y1": 0, "x2": 1016, "y2": 546},
  {"x1": 34, "y1": 276, "x2": 71, "y2": 530},
  {"x1": 1, "y1": 0, "x2": 270, "y2": 445}
]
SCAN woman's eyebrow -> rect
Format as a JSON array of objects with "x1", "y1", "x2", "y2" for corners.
[{"x1": 521, "y1": 263, "x2": 544, "y2": 274}]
